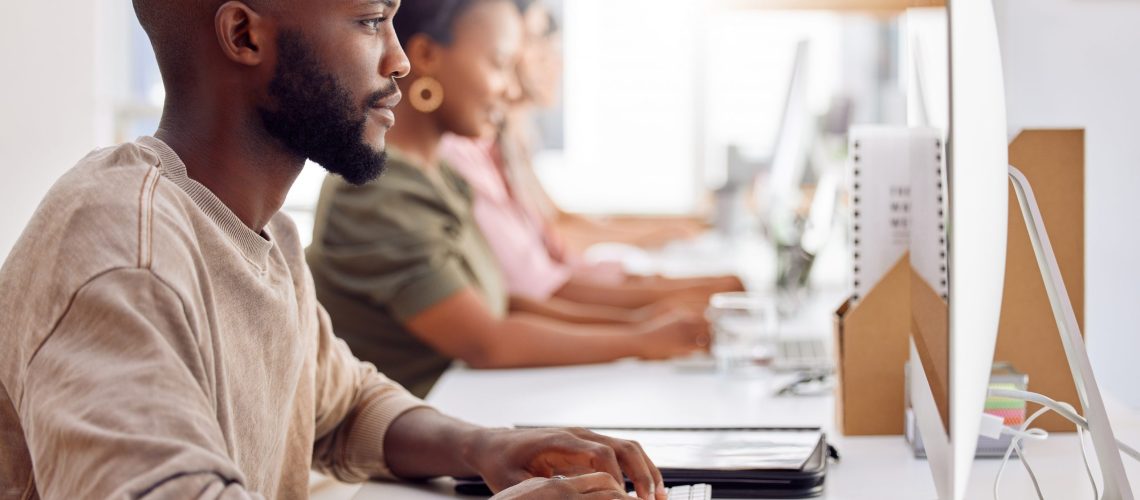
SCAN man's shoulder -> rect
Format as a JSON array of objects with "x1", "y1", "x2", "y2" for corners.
[
  {"x1": 0, "y1": 141, "x2": 194, "y2": 397},
  {"x1": 0, "y1": 140, "x2": 208, "y2": 329},
  {"x1": 8, "y1": 142, "x2": 166, "y2": 270}
]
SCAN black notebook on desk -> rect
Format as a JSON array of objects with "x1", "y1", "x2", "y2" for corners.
[{"x1": 454, "y1": 427, "x2": 829, "y2": 499}]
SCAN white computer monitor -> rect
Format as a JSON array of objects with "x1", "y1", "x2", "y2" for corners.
[
  {"x1": 910, "y1": 2, "x2": 1135, "y2": 497},
  {"x1": 764, "y1": 40, "x2": 813, "y2": 205},
  {"x1": 907, "y1": 0, "x2": 1010, "y2": 498}
]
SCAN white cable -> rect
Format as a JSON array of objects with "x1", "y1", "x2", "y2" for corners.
[
  {"x1": 995, "y1": 405, "x2": 1050, "y2": 500},
  {"x1": 989, "y1": 388, "x2": 1140, "y2": 462},
  {"x1": 990, "y1": 389, "x2": 1084, "y2": 425},
  {"x1": 993, "y1": 395, "x2": 1090, "y2": 500},
  {"x1": 1002, "y1": 426, "x2": 1048, "y2": 442},
  {"x1": 1050, "y1": 398, "x2": 1099, "y2": 499},
  {"x1": 1075, "y1": 417, "x2": 1099, "y2": 500},
  {"x1": 1014, "y1": 440, "x2": 1045, "y2": 499},
  {"x1": 989, "y1": 388, "x2": 1140, "y2": 499},
  {"x1": 1117, "y1": 438, "x2": 1140, "y2": 463}
]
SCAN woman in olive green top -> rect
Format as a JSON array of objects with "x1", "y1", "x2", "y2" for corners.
[
  {"x1": 306, "y1": 0, "x2": 709, "y2": 397},
  {"x1": 308, "y1": 151, "x2": 507, "y2": 397}
]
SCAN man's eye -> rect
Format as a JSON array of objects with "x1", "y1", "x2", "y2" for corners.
[{"x1": 361, "y1": 17, "x2": 387, "y2": 30}]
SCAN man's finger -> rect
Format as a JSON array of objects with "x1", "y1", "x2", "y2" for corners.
[
  {"x1": 631, "y1": 440, "x2": 667, "y2": 500},
  {"x1": 603, "y1": 438, "x2": 656, "y2": 500},
  {"x1": 583, "y1": 441, "x2": 626, "y2": 489},
  {"x1": 554, "y1": 430, "x2": 625, "y2": 486},
  {"x1": 565, "y1": 429, "x2": 664, "y2": 500}
]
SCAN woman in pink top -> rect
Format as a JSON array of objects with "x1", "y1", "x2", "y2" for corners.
[
  {"x1": 442, "y1": 132, "x2": 744, "y2": 313},
  {"x1": 441, "y1": 134, "x2": 624, "y2": 302},
  {"x1": 442, "y1": 0, "x2": 744, "y2": 312}
]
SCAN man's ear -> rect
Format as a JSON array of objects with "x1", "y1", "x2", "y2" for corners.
[
  {"x1": 215, "y1": 1, "x2": 270, "y2": 66},
  {"x1": 404, "y1": 34, "x2": 444, "y2": 77}
]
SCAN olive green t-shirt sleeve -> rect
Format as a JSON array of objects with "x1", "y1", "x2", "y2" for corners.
[{"x1": 309, "y1": 174, "x2": 473, "y2": 322}]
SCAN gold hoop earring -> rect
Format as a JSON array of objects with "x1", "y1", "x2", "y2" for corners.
[{"x1": 409, "y1": 76, "x2": 444, "y2": 113}]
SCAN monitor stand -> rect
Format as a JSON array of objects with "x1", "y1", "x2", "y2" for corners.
[{"x1": 1008, "y1": 165, "x2": 1133, "y2": 499}]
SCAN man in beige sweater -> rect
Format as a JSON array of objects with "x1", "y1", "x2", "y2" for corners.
[{"x1": 0, "y1": 0, "x2": 666, "y2": 499}]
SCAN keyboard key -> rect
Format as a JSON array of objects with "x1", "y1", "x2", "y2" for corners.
[
  {"x1": 629, "y1": 483, "x2": 712, "y2": 500},
  {"x1": 666, "y1": 483, "x2": 712, "y2": 500}
]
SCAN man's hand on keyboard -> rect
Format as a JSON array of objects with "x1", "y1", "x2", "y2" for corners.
[
  {"x1": 492, "y1": 472, "x2": 629, "y2": 499},
  {"x1": 473, "y1": 427, "x2": 666, "y2": 500}
]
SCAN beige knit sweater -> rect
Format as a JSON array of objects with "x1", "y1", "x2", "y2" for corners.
[{"x1": 0, "y1": 137, "x2": 428, "y2": 499}]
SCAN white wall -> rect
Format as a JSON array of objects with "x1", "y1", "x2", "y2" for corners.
[
  {"x1": 549, "y1": 0, "x2": 702, "y2": 215},
  {"x1": 545, "y1": 3, "x2": 855, "y2": 215},
  {"x1": 700, "y1": 10, "x2": 842, "y2": 189},
  {"x1": 0, "y1": 2, "x2": 111, "y2": 261},
  {"x1": 996, "y1": 0, "x2": 1140, "y2": 407}
]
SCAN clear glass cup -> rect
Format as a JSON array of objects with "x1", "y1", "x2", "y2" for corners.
[{"x1": 706, "y1": 292, "x2": 780, "y2": 375}]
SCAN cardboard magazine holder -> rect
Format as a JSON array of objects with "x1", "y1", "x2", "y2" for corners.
[
  {"x1": 833, "y1": 129, "x2": 1085, "y2": 436},
  {"x1": 834, "y1": 256, "x2": 911, "y2": 436},
  {"x1": 997, "y1": 129, "x2": 1085, "y2": 431}
]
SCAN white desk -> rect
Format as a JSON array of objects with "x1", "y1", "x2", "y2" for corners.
[
  {"x1": 311, "y1": 236, "x2": 1140, "y2": 499},
  {"x1": 334, "y1": 359, "x2": 1140, "y2": 499}
]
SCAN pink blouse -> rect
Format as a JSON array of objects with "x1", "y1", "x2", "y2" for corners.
[{"x1": 440, "y1": 135, "x2": 576, "y2": 300}]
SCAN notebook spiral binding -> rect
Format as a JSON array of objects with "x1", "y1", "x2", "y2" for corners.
[
  {"x1": 851, "y1": 139, "x2": 862, "y2": 302},
  {"x1": 934, "y1": 138, "x2": 948, "y2": 300},
  {"x1": 848, "y1": 131, "x2": 948, "y2": 303}
]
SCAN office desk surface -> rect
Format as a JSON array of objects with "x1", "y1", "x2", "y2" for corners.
[
  {"x1": 311, "y1": 237, "x2": 1139, "y2": 498},
  {"x1": 324, "y1": 359, "x2": 1140, "y2": 500}
]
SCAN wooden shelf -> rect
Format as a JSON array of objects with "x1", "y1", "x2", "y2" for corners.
[{"x1": 712, "y1": 0, "x2": 944, "y2": 12}]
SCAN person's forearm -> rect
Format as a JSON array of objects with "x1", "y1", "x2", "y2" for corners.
[
  {"x1": 556, "y1": 214, "x2": 707, "y2": 250},
  {"x1": 555, "y1": 275, "x2": 743, "y2": 310},
  {"x1": 553, "y1": 278, "x2": 667, "y2": 309},
  {"x1": 508, "y1": 295, "x2": 637, "y2": 324},
  {"x1": 632, "y1": 275, "x2": 745, "y2": 294},
  {"x1": 383, "y1": 407, "x2": 486, "y2": 480},
  {"x1": 557, "y1": 214, "x2": 637, "y2": 246},
  {"x1": 471, "y1": 314, "x2": 644, "y2": 368}
]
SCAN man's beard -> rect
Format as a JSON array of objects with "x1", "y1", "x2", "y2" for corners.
[{"x1": 258, "y1": 30, "x2": 393, "y2": 186}]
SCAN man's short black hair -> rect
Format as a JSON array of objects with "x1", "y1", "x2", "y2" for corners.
[{"x1": 132, "y1": 0, "x2": 208, "y2": 84}]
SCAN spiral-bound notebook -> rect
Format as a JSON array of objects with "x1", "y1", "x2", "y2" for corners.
[
  {"x1": 907, "y1": 130, "x2": 949, "y2": 300},
  {"x1": 848, "y1": 126, "x2": 946, "y2": 303}
]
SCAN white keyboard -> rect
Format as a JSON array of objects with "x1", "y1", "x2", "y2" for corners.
[
  {"x1": 665, "y1": 483, "x2": 712, "y2": 500},
  {"x1": 628, "y1": 483, "x2": 712, "y2": 500},
  {"x1": 771, "y1": 337, "x2": 832, "y2": 371}
]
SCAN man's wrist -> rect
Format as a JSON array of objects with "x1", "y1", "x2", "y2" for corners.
[{"x1": 457, "y1": 425, "x2": 504, "y2": 478}]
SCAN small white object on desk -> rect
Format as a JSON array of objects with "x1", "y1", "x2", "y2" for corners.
[{"x1": 629, "y1": 484, "x2": 712, "y2": 500}]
